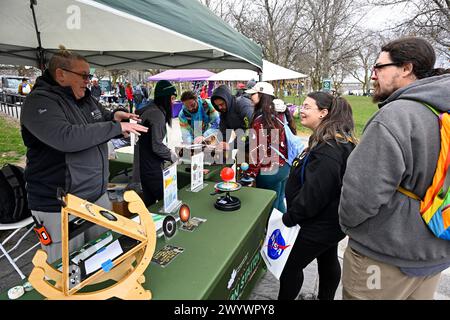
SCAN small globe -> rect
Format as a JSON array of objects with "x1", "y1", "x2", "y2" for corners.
[{"x1": 240, "y1": 162, "x2": 249, "y2": 171}]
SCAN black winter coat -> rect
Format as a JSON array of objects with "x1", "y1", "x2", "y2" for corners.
[
  {"x1": 136, "y1": 102, "x2": 172, "y2": 174},
  {"x1": 21, "y1": 70, "x2": 122, "y2": 211},
  {"x1": 283, "y1": 139, "x2": 355, "y2": 244}
]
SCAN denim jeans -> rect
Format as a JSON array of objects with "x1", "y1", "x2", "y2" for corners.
[{"x1": 255, "y1": 163, "x2": 290, "y2": 213}]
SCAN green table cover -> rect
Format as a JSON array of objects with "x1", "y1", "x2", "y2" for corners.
[{"x1": 0, "y1": 182, "x2": 275, "y2": 300}]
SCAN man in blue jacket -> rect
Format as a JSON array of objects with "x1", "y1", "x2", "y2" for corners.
[{"x1": 21, "y1": 46, "x2": 147, "y2": 263}]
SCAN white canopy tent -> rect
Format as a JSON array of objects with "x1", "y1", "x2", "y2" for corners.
[
  {"x1": 207, "y1": 60, "x2": 307, "y2": 81},
  {"x1": 0, "y1": 0, "x2": 262, "y2": 71},
  {"x1": 262, "y1": 60, "x2": 307, "y2": 81},
  {"x1": 207, "y1": 69, "x2": 258, "y2": 81}
]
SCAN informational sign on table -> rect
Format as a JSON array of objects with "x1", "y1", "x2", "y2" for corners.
[
  {"x1": 163, "y1": 163, "x2": 181, "y2": 213},
  {"x1": 231, "y1": 149, "x2": 238, "y2": 182},
  {"x1": 191, "y1": 152, "x2": 205, "y2": 192}
]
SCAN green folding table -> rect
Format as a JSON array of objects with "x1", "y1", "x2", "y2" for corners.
[{"x1": 0, "y1": 183, "x2": 275, "y2": 300}]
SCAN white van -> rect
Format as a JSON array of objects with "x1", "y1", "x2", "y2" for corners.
[
  {"x1": 0, "y1": 75, "x2": 30, "y2": 105},
  {"x1": 0, "y1": 75, "x2": 25, "y2": 94}
]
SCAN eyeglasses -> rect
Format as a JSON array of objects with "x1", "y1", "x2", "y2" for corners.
[
  {"x1": 299, "y1": 104, "x2": 317, "y2": 111},
  {"x1": 371, "y1": 62, "x2": 401, "y2": 74},
  {"x1": 61, "y1": 68, "x2": 93, "y2": 80}
]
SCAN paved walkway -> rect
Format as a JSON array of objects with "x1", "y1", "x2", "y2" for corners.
[{"x1": 249, "y1": 237, "x2": 450, "y2": 300}]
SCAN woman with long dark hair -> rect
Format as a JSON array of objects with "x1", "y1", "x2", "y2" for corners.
[
  {"x1": 246, "y1": 82, "x2": 295, "y2": 213},
  {"x1": 137, "y1": 80, "x2": 179, "y2": 206},
  {"x1": 279, "y1": 91, "x2": 357, "y2": 300}
]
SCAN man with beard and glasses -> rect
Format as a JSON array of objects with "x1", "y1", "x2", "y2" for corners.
[{"x1": 338, "y1": 37, "x2": 450, "y2": 300}]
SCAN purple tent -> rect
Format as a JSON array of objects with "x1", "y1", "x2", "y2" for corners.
[{"x1": 147, "y1": 69, "x2": 216, "y2": 82}]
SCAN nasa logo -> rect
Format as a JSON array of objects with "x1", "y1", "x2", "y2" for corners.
[{"x1": 267, "y1": 229, "x2": 290, "y2": 260}]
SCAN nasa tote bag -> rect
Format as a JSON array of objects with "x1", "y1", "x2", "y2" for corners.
[{"x1": 260, "y1": 208, "x2": 300, "y2": 280}]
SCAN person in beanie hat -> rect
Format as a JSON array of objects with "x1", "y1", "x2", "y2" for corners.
[
  {"x1": 154, "y1": 80, "x2": 176, "y2": 98},
  {"x1": 136, "y1": 79, "x2": 179, "y2": 206},
  {"x1": 246, "y1": 79, "x2": 257, "y2": 90}
]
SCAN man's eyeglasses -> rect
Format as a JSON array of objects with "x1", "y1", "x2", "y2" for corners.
[
  {"x1": 372, "y1": 62, "x2": 401, "y2": 73},
  {"x1": 61, "y1": 68, "x2": 94, "y2": 81}
]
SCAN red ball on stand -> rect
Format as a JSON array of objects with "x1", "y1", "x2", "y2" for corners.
[{"x1": 220, "y1": 167, "x2": 235, "y2": 182}]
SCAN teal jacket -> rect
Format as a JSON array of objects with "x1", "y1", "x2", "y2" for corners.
[{"x1": 178, "y1": 97, "x2": 220, "y2": 144}]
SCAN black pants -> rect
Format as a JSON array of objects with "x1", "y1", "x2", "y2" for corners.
[
  {"x1": 128, "y1": 99, "x2": 134, "y2": 113},
  {"x1": 278, "y1": 236, "x2": 341, "y2": 300},
  {"x1": 140, "y1": 170, "x2": 163, "y2": 207}
]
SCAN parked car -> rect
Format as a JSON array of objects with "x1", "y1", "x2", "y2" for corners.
[
  {"x1": 0, "y1": 75, "x2": 25, "y2": 95},
  {"x1": 0, "y1": 75, "x2": 28, "y2": 104}
]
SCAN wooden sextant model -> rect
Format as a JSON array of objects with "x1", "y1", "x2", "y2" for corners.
[{"x1": 28, "y1": 190, "x2": 156, "y2": 300}]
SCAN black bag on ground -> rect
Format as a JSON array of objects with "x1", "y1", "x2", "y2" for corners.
[{"x1": 0, "y1": 164, "x2": 31, "y2": 223}]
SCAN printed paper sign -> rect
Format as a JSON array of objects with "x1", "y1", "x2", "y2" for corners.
[
  {"x1": 163, "y1": 163, "x2": 180, "y2": 212},
  {"x1": 191, "y1": 152, "x2": 204, "y2": 191}
]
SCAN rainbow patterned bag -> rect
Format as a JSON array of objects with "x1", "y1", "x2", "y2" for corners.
[{"x1": 399, "y1": 103, "x2": 450, "y2": 240}]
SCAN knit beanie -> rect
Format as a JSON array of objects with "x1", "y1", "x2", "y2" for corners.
[
  {"x1": 154, "y1": 80, "x2": 177, "y2": 98},
  {"x1": 246, "y1": 79, "x2": 257, "y2": 89}
]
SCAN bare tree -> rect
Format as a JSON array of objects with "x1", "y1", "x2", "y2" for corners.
[
  {"x1": 203, "y1": 0, "x2": 369, "y2": 93},
  {"x1": 198, "y1": 0, "x2": 234, "y2": 22},
  {"x1": 371, "y1": 0, "x2": 450, "y2": 59},
  {"x1": 301, "y1": 0, "x2": 365, "y2": 90},
  {"x1": 226, "y1": 0, "x2": 312, "y2": 69},
  {"x1": 93, "y1": 68, "x2": 108, "y2": 80},
  {"x1": 329, "y1": 63, "x2": 349, "y2": 94},
  {"x1": 202, "y1": 0, "x2": 313, "y2": 95},
  {"x1": 16, "y1": 65, "x2": 27, "y2": 77},
  {"x1": 341, "y1": 31, "x2": 382, "y2": 94},
  {"x1": 109, "y1": 69, "x2": 129, "y2": 85}
]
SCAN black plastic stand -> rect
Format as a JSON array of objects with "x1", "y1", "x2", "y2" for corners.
[{"x1": 214, "y1": 192, "x2": 241, "y2": 211}]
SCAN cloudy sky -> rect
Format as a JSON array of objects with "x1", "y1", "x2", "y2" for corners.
[
  {"x1": 361, "y1": 5, "x2": 407, "y2": 30},
  {"x1": 356, "y1": 3, "x2": 449, "y2": 69}
]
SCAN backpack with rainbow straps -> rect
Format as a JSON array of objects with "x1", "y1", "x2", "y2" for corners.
[{"x1": 398, "y1": 102, "x2": 450, "y2": 240}]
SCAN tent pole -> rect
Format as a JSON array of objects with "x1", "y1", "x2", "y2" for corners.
[{"x1": 30, "y1": 0, "x2": 45, "y2": 71}]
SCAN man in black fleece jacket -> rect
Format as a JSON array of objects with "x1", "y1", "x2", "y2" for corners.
[
  {"x1": 21, "y1": 46, "x2": 147, "y2": 263},
  {"x1": 210, "y1": 85, "x2": 254, "y2": 158}
]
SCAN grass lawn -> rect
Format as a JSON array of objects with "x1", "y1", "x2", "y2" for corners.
[
  {"x1": 0, "y1": 116, "x2": 26, "y2": 166},
  {"x1": 284, "y1": 95, "x2": 379, "y2": 138}
]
